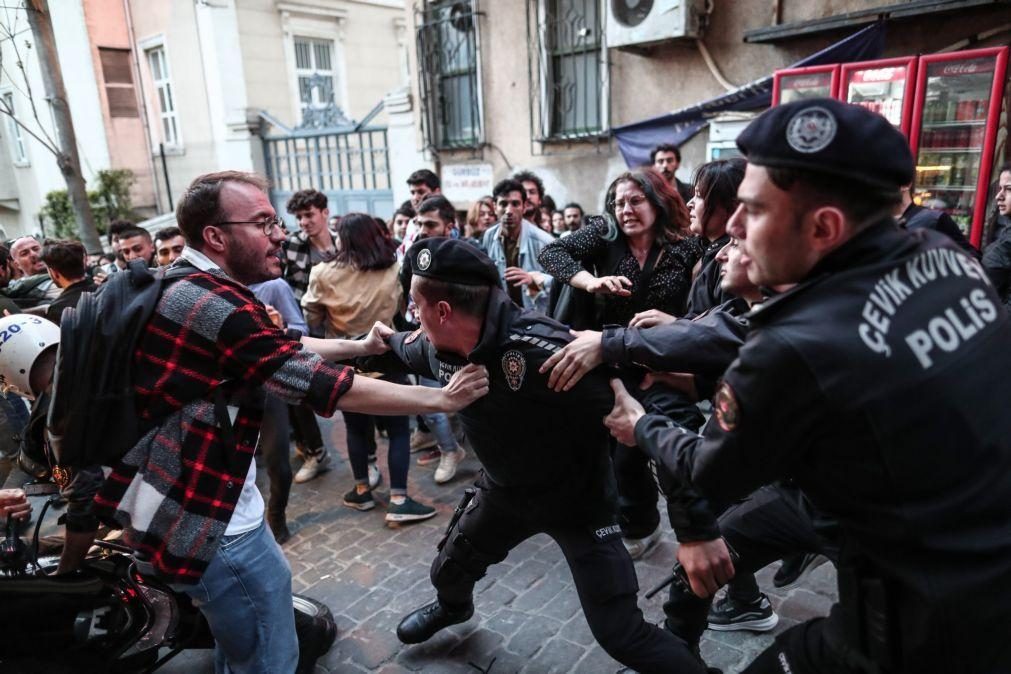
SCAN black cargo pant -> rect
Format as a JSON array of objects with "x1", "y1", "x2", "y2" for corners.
[
  {"x1": 664, "y1": 484, "x2": 839, "y2": 646},
  {"x1": 429, "y1": 482, "x2": 705, "y2": 674}
]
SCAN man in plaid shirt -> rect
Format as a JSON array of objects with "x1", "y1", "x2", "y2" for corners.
[{"x1": 58, "y1": 171, "x2": 489, "y2": 673}]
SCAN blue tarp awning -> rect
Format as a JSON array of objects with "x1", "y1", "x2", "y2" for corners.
[{"x1": 612, "y1": 22, "x2": 887, "y2": 167}]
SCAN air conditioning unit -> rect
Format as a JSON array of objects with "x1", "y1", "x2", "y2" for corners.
[{"x1": 606, "y1": 0, "x2": 704, "y2": 50}]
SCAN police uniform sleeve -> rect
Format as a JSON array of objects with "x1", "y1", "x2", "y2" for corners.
[
  {"x1": 935, "y1": 212, "x2": 980, "y2": 259},
  {"x1": 982, "y1": 229, "x2": 1011, "y2": 308},
  {"x1": 601, "y1": 309, "x2": 746, "y2": 379},
  {"x1": 356, "y1": 329, "x2": 438, "y2": 380},
  {"x1": 633, "y1": 327, "x2": 824, "y2": 503}
]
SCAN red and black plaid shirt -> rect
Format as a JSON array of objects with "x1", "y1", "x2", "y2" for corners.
[{"x1": 92, "y1": 263, "x2": 353, "y2": 583}]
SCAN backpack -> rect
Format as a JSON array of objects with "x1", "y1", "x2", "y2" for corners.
[{"x1": 46, "y1": 260, "x2": 207, "y2": 472}]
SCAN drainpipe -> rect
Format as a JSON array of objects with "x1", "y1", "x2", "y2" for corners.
[{"x1": 122, "y1": 0, "x2": 165, "y2": 217}]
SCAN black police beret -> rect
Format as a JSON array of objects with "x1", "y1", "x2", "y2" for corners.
[
  {"x1": 736, "y1": 98, "x2": 914, "y2": 190},
  {"x1": 406, "y1": 237, "x2": 501, "y2": 287}
]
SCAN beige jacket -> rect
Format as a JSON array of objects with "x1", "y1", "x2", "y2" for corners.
[{"x1": 301, "y1": 261, "x2": 403, "y2": 339}]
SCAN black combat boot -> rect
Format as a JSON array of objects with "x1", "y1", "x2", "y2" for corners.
[{"x1": 396, "y1": 600, "x2": 474, "y2": 644}]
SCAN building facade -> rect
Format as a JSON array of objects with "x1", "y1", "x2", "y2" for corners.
[
  {"x1": 402, "y1": 0, "x2": 1011, "y2": 215},
  {"x1": 0, "y1": 0, "x2": 411, "y2": 240}
]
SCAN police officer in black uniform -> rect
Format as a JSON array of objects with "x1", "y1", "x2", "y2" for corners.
[
  {"x1": 605, "y1": 98, "x2": 1011, "y2": 673},
  {"x1": 369, "y1": 238, "x2": 709, "y2": 673}
]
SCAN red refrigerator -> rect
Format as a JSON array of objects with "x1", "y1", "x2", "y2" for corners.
[
  {"x1": 909, "y1": 46, "x2": 1009, "y2": 248},
  {"x1": 840, "y1": 56, "x2": 918, "y2": 136},
  {"x1": 772, "y1": 65, "x2": 841, "y2": 105}
]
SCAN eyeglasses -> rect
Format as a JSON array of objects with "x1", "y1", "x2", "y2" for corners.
[
  {"x1": 611, "y1": 195, "x2": 649, "y2": 211},
  {"x1": 215, "y1": 215, "x2": 284, "y2": 236}
]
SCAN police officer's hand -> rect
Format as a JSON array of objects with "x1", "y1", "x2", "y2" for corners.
[
  {"x1": 361, "y1": 322, "x2": 394, "y2": 356},
  {"x1": 440, "y1": 364, "x2": 490, "y2": 411},
  {"x1": 0, "y1": 488, "x2": 31, "y2": 521},
  {"x1": 677, "y1": 538, "x2": 735, "y2": 598},
  {"x1": 629, "y1": 309, "x2": 677, "y2": 329},
  {"x1": 584, "y1": 275, "x2": 632, "y2": 297},
  {"x1": 604, "y1": 379, "x2": 645, "y2": 446},
  {"x1": 540, "y1": 330, "x2": 603, "y2": 391}
]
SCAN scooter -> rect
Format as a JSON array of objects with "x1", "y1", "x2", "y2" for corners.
[{"x1": 0, "y1": 488, "x2": 336, "y2": 673}]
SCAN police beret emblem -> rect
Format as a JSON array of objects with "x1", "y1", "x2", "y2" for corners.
[
  {"x1": 786, "y1": 106, "x2": 837, "y2": 154},
  {"x1": 417, "y1": 249, "x2": 432, "y2": 271},
  {"x1": 502, "y1": 350, "x2": 526, "y2": 391},
  {"x1": 714, "y1": 381, "x2": 740, "y2": 432}
]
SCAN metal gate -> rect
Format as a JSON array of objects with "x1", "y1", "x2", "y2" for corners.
[{"x1": 262, "y1": 127, "x2": 395, "y2": 222}]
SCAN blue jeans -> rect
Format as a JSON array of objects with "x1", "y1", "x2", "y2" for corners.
[
  {"x1": 419, "y1": 377, "x2": 459, "y2": 453},
  {"x1": 172, "y1": 520, "x2": 297, "y2": 674},
  {"x1": 344, "y1": 411, "x2": 410, "y2": 491}
]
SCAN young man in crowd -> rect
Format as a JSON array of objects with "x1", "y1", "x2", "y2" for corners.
[
  {"x1": 409, "y1": 195, "x2": 468, "y2": 483},
  {"x1": 561, "y1": 202, "x2": 584, "y2": 236},
  {"x1": 280, "y1": 188, "x2": 339, "y2": 483},
  {"x1": 41, "y1": 239, "x2": 95, "y2": 325},
  {"x1": 153, "y1": 226, "x2": 187, "y2": 267},
  {"x1": 482, "y1": 178, "x2": 554, "y2": 312},
  {"x1": 3, "y1": 236, "x2": 60, "y2": 306},
  {"x1": 117, "y1": 227, "x2": 156, "y2": 267},
  {"x1": 651, "y1": 143, "x2": 693, "y2": 205},
  {"x1": 512, "y1": 169, "x2": 545, "y2": 223}
]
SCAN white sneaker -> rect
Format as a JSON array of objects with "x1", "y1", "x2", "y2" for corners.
[
  {"x1": 368, "y1": 462, "x2": 382, "y2": 489},
  {"x1": 623, "y1": 527, "x2": 662, "y2": 560},
  {"x1": 434, "y1": 448, "x2": 465, "y2": 484},
  {"x1": 294, "y1": 452, "x2": 331, "y2": 484},
  {"x1": 410, "y1": 429, "x2": 437, "y2": 452}
]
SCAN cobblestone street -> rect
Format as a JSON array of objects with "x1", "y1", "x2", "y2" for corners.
[{"x1": 164, "y1": 414, "x2": 838, "y2": 674}]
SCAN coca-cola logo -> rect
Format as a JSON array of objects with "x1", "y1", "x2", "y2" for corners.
[
  {"x1": 940, "y1": 62, "x2": 986, "y2": 76},
  {"x1": 857, "y1": 67, "x2": 900, "y2": 83},
  {"x1": 788, "y1": 76, "x2": 828, "y2": 89}
]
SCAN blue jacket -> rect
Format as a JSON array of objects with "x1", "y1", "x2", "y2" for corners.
[{"x1": 482, "y1": 220, "x2": 555, "y2": 310}]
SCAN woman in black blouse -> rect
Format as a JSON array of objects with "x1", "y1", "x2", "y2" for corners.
[
  {"x1": 538, "y1": 168, "x2": 702, "y2": 328},
  {"x1": 539, "y1": 168, "x2": 704, "y2": 561}
]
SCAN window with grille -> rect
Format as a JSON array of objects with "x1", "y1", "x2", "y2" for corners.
[
  {"x1": 99, "y1": 47, "x2": 138, "y2": 118},
  {"x1": 145, "y1": 46, "x2": 180, "y2": 148},
  {"x1": 1, "y1": 93, "x2": 28, "y2": 164},
  {"x1": 294, "y1": 37, "x2": 338, "y2": 123},
  {"x1": 529, "y1": 0, "x2": 607, "y2": 140},
  {"x1": 416, "y1": 1, "x2": 482, "y2": 149}
]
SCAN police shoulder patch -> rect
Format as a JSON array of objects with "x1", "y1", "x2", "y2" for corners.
[
  {"x1": 501, "y1": 349, "x2": 527, "y2": 391},
  {"x1": 404, "y1": 328, "x2": 424, "y2": 344},
  {"x1": 713, "y1": 380, "x2": 740, "y2": 432}
]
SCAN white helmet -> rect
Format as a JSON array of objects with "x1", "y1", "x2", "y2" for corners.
[{"x1": 0, "y1": 314, "x2": 59, "y2": 400}]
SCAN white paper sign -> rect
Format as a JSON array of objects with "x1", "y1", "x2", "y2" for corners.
[{"x1": 441, "y1": 163, "x2": 494, "y2": 203}]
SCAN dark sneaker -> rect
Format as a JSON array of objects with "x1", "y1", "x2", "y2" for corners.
[
  {"x1": 386, "y1": 497, "x2": 437, "y2": 523},
  {"x1": 342, "y1": 487, "x2": 376, "y2": 511},
  {"x1": 772, "y1": 552, "x2": 830, "y2": 588},
  {"x1": 268, "y1": 514, "x2": 292, "y2": 545},
  {"x1": 396, "y1": 600, "x2": 474, "y2": 644},
  {"x1": 707, "y1": 594, "x2": 778, "y2": 632}
]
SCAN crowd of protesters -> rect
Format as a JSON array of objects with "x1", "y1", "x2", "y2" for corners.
[{"x1": 1, "y1": 97, "x2": 1010, "y2": 673}]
